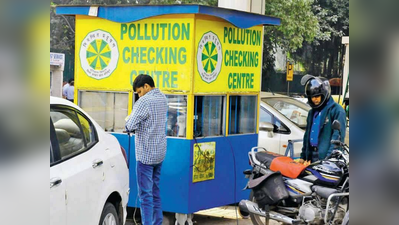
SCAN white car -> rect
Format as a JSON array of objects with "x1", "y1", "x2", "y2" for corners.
[
  {"x1": 50, "y1": 97, "x2": 129, "y2": 225},
  {"x1": 258, "y1": 92, "x2": 311, "y2": 158}
]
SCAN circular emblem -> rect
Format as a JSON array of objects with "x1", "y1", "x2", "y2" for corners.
[
  {"x1": 197, "y1": 31, "x2": 222, "y2": 83},
  {"x1": 80, "y1": 30, "x2": 119, "y2": 80}
]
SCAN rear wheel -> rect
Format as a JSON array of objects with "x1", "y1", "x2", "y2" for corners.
[
  {"x1": 249, "y1": 191, "x2": 293, "y2": 225},
  {"x1": 249, "y1": 191, "x2": 266, "y2": 225},
  {"x1": 342, "y1": 210, "x2": 349, "y2": 225},
  {"x1": 99, "y1": 203, "x2": 119, "y2": 225}
]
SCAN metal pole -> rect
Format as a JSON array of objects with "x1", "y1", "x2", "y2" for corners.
[{"x1": 287, "y1": 81, "x2": 290, "y2": 96}]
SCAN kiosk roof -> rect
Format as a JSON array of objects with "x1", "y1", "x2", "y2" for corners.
[{"x1": 56, "y1": 4, "x2": 280, "y2": 29}]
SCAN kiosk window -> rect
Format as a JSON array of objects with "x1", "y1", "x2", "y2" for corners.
[
  {"x1": 78, "y1": 91, "x2": 128, "y2": 132},
  {"x1": 194, "y1": 96, "x2": 224, "y2": 137},
  {"x1": 229, "y1": 96, "x2": 257, "y2": 134},
  {"x1": 166, "y1": 95, "x2": 187, "y2": 138}
]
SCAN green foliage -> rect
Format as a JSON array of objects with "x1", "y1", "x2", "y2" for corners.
[
  {"x1": 292, "y1": 0, "x2": 349, "y2": 78},
  {"x1": 262, "y1": 0, "x2": 319, "y2": 89},
  {"x1": 149, "y1": 0, "x2": 216, "y2": 5},
  {"x1": 265, "y1": 0, "x2": 318, "y2": 52},
  {"x1": 262, "y1": 0, "x2": 349, "y2": 91}
]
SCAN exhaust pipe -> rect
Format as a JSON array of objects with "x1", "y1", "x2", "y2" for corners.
[{"x1": 239, "y1": 200, "x2": 302, "y2": 225}]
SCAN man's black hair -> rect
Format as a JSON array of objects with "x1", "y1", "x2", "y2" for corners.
[
  {"x1": 133, "y1": 74, "x2": 155, "y2": 92},
  {"x1": 68, "y1": 78, "x2": 74, "y2": 84}
]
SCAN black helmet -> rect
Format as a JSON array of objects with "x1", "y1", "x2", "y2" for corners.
[{"x1": 301, "y1": 75, "x2": 331, "y2": 109}]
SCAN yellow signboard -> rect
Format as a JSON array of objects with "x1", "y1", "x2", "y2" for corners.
[
  {"x1": 75, "y1": 15, "x2": 264, "y2": 94},
  {"x1": 193, "y1": 142, "x2": 216, "y2": 183},
  {"x1": 286, "y1": 62, "x2": 293, "y2": 81},
  {"x1": 194, "y1": 18, "x2": 263, "y2": 93},
  {"x1": 75, "y1": 15, "x2": 195, "y2": 92}
]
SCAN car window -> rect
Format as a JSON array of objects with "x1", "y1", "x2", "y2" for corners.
[
  {"x1": 262, "y1": 97, "x2": 310, "y2": 129},
  {"x1": 50, "y1": 118, "x2": 61, "y2": 166},
  {"x1": 260, "y1": 107, "x2": 290, "y2": 134},
  {"x1": 50, "y1": 143, "x2": 54, "y2": 164},
  {"x1": 50, "y1": 107, "x2": 97, "y2": 161},
  {"x1": 259, "y1": 107, "x2": 273, "y2": 123},
  {"x1": 77, "y1": 113, "x2": 96, "y2": 147}
]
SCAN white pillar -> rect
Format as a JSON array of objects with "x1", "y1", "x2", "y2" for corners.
[
  {"x1": 50, "y1": 67, "x2": 64, "y2": 98},
  {"x1": 342, "y1": 37, "x2": 349, "y2": 98}
]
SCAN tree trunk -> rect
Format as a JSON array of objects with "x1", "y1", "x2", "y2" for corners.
[
  {"x1": 323, "y1": 42, "x2": 328, "y2": 76},
  {"x1": 310, "y1": 45, "x2": 316, "y2": 75},
  {"x1": 331, "y1": 37, "x2": 339, "y2": 78}
]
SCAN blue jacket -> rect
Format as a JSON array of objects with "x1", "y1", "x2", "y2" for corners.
[{"x1": 301, "y1": 97, "x2": 347, "y2": 161}]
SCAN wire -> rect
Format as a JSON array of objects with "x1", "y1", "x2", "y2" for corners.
[
  {"x1": 192, "y1": 132, "x2": 239, "y2": 225},
  {"x1": 125, "y1": 131, "x2": 139, "y2": 225},
  {"x1": 133, "y1": 192, "x2": 139, "y2": 225}
]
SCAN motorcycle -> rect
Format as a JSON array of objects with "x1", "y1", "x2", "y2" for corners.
[{"x1": 239, "y1": 120, "x2": 349, "y2": 225}]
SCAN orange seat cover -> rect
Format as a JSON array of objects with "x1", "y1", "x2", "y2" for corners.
[{"x1": 270, "y1": 157, "x2": 307, "y2": 179}]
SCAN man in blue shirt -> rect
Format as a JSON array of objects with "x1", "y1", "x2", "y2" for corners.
[
  {"x1": 126, "y1": 75, "x2": 168, "y2": 225},
  {"x1": 299, "y1": 75, "x2": 347, "y2": 163}
]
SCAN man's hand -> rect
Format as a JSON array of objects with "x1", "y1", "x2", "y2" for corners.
[{"x1": 297, "y1": 159, "x2": 305, "y2": 164}]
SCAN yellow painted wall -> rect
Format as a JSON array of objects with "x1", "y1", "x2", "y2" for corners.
[
  {"x1": 75, "y1": 14, "x2": 195, "y2": 94},
  {"x1": 194, "y1": 16, "x2": 263, "y2": 94},
  {"x1": 74, "y1": 14, "x2": 264, "y2": 138}
]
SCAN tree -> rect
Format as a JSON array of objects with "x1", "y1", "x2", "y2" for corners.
[
  {"x1": 261, "y1": 0, "x2": 319, "y2": 90},
  {"x1": 265, "y1": 0, "x2": 319, "y2": 52},
  {"x1": 292, "y1": 0, "x2": 349, "y2": 78}
]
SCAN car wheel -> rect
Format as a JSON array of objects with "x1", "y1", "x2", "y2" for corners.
[{"x1": 99, "y1": 203, "x2": 119, "y2": 225}]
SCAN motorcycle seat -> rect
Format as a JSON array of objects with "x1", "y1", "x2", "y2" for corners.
[
  {"x1": 255, "y1": 151, "x2": 281, "y2": 168},
  {"x1": 255, "y1": 151, "x2": 307, "y2": 179}
]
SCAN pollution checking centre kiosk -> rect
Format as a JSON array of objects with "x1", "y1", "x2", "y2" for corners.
[{"x1": 56, "y1": 4, "x2": 280, "y2": 223}]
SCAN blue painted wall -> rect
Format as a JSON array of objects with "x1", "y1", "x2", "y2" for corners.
[{"x1": 112, "y1": 133, "x2": 256, "y2": 214}]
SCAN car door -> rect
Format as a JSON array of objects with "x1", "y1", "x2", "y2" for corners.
[
  {"x1": 258, "y1": 105, "x2": 291, "y2": 155},
  {"x1": 50, "y1": 119, "x2": 67, "y2": 225},
  {"x1": 272, "y1": 114, "x2": 303, "y2": 157},
  {"x1": 50, "y1": 106, "x2": 104, "y2": 225},
  {"x1": 258, "y1": 106, "x2": 281, "y2": 153}
]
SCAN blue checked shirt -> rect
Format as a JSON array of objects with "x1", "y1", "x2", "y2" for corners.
[{"x1": 125, "y1": 88, "x2": 168, "y2": 165}]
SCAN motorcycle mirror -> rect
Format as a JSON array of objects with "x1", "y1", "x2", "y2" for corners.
[{"x1": 332, "y1": 120, "x2": 341, "y2": 131}]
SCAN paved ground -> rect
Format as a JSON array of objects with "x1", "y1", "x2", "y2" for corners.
[{"x1": 126, "y1": 206, "x2": 280, "y2": 225}]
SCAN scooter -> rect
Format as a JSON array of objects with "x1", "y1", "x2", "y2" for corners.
[{"x1": 239, "y1": 120, "x2": 349, "y2": 225}]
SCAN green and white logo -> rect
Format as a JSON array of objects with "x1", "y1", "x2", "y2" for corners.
[
  {"x1": 80, "y1": 30, "x2": 119, "y2": 80},
  {"x1": 197, "y1": 31, "x2": 222, "y2": 83}
]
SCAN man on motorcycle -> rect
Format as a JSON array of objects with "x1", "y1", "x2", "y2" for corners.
[{"x1": 299, "y1": 75, "x2": 347, "y2": 163}]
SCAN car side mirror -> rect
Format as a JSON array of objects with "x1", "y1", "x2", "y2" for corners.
[
  {"x1": 259, "y1": 122, "x2": 274, "y2": 137},
  {"x1": 332, "y1": 120, "x2": 341, "y2": 131}
]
